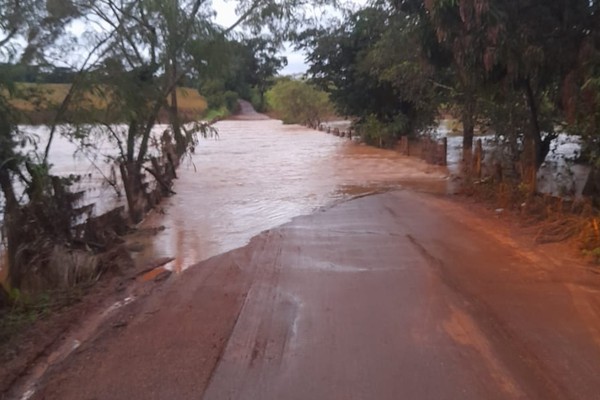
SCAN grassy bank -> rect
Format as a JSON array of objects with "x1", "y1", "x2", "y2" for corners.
[{"x1": 8, "y1": 83, "x2": 208, "y2": 124}]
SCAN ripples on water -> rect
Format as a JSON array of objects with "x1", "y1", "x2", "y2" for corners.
[
  {"x1": 133, "y1": 119, "x2": 447, "y2": 272},
  {"x1": 1, "y1": 119, "x2": 448, "y2": 279}
]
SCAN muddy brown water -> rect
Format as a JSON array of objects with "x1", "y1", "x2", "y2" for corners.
[
  {"x1": 133, "y1": 117, "x2": 448, "y2": 273},
  {"x1": 4, "y1": 115, "x2": 586, "y2": 282},
  {"x1": 0, "y1": 117, "x2": 448, "y2": 284}
]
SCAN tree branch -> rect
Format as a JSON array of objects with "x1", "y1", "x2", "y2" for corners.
[
  {"x1": 223, "y1": 0, "x2": 264, "y2": 35},
  {"x1": 44, "y1": 30, "x2": 118, "y2": 163}
]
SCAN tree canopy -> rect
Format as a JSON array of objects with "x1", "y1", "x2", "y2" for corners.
[{"x1": 300, "y1": 0, "x2": 600, "y2": 170}]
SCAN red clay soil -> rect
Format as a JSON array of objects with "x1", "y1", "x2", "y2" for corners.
[{"x1": 7, "y1": 189, "x2": 600, "y2": 400}]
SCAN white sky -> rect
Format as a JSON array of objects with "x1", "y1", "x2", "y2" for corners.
[
  {"x1": 6, "y1": 0, "x2": 366, "y2": 75},
  {"x1": 212, "y1": 0, "x2": 308, "y2": 75},
  {"x1": 212, "y1": 0, "x2": 369, "y2": 75}
]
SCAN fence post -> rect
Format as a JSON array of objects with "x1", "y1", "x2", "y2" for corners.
[
  {"x1": 427, "y1": 138, "x2": 434, "y2": 164},
  {"x1": 474, "y1": 138, "x2": 483, "y2": 178},
  {"x1": 441, "y1": 137, "x2": 448, "y2": 166},
  {"x1": 400, "y1": 136, "x2": 409, "y2": 155}
]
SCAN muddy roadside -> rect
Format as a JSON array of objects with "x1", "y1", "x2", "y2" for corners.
[{"x1": 0, "y1": 224, "x2": 177, "y2": 398}]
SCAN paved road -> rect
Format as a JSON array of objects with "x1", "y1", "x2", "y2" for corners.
[
  {"x1": 229, "y1": 100, "x2": 270, "y2": 120},
  {"x1": 28, "y1": 190, "x2": 600, "y2": 400}
]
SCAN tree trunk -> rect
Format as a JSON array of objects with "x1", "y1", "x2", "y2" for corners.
[
  {"x1": 259, "y1": 88, "x2": 265, "y2": 112},
  {"x1": 583, "y1": 166, "x2": 600, "y2": 206},
  {"x1": 169, "y1": 58, "x2": 185, "y2": 158},
  {"x1": 462, "y1": 101, "x2": 475, "y2": 154},
  {"x1": 119, "y1": 161, "x2": 147, "y2": 223},
  {"x1": 524, "y1": 79, "x2": 552, "y2": 170},
  {"x1": 126, "y1": 119, "x2": 138, "y2": 163},
  {"x1": 0, "y1": 168, "x2": 22, "y2": 288},
  {"x1": 461, "y1": 99, "x2": 475, "y2": 177},
  {"x1": 521, "y1": 138, "x2": 538, "y2": 193},
  {"x1": 0, "y1": 169, "x2": 18, "y2": 212}
]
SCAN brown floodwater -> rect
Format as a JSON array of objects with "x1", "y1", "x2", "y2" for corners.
[
  {"x1": 0, "y1": 116, "x2": 449, "y2": 283},
  {"x1": 132, "y1": 117, "x2": 448, "y2": 273}
]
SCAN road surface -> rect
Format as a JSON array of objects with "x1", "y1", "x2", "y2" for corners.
[{"x1": 24, "y1": 189, "x2": 600, "y2": 400}]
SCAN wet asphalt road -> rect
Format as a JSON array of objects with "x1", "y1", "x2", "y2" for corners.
[{"x1": 28, "y1": 190, "x2": 600, "y2": 400}]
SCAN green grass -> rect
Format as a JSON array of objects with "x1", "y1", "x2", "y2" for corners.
[
  {"x1": 202, "y1": 106, "x2": 230, "y2": 123},
  {"x1": 0, "y1": 288, "x2": 83, "y2": 346}
]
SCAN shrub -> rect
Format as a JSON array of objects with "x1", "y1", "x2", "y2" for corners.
[{"x1": 266, "y1": 79, "x2": 333, "y2": 126}]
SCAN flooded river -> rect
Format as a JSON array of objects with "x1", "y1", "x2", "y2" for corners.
[
  {"x1": 3, "y1": 113, "x2": 588, "y2": 280},
  {"x1": 0, "y1": 114, "x2": 447, "y2": 281},
  {"x1": 133, "y1": 116, "x2": 447, "y2": 272}
]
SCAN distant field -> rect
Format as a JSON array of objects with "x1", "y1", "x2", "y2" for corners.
[{"x1": 9, "y1": 83, "x2": 208, "y2": 123}]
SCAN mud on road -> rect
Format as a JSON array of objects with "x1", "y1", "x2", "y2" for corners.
[{"x1": 16, "y1": 189, "x2": 600, "y2": 400}]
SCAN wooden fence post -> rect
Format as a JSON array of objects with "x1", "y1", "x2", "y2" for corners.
[
  {"x1": 400, "y1": 136, "x2": 409, "y2": 155},
  {"x1": 474, "y1": 138, "x2": 483, "y2": 178},
  {"x1": 441, "y1": 137, "x2": 448, "y2": 166}
]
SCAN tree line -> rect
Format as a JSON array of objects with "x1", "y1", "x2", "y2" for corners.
[
  {"x1": 0, "y1": 64, "x2": 78, "y2": 84},
  {"x1": 298, "y1": 0, "x2": 600, "y2": 194}
]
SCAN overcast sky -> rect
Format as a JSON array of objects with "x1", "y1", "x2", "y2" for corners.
[
  {"x1": 211, "y1": 0, "x2": 366, "y2": 75},
  {"x1": 4, "y1": 1, "x2": 364, "y2": 75},
  {"x1": 211, "y1": 0, "x2": 310, "y2": 75}
]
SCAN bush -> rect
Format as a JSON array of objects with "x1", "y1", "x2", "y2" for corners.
[
  {"x1": 223, "y1": 91, "x2": 240, "y2": 113},
  {"x1": 266, "y1": 79, "x2": 333, "y2": 126},
  {"x1": 356, "y1": 114, "x2": 408, "y2": 148},
  {"x1": 200, "y1": 79, "x2": 239, "y2": 113}
]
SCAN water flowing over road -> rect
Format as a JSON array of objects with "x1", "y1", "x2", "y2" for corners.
[
  {"x1": 135, "y1": 113, "x2": 447, "y2": 272},
  {"x1": 0, "y1": 114, "x2": 446, "y2": 284}
]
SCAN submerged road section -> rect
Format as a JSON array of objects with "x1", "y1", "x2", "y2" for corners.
[{"x1": 30, "y1": 190, "x2": 600, "y2": 400}]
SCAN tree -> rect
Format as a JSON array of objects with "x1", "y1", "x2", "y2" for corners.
[
  {"x1": 487, "y1": 0, "x2": 587, "y2": 171},
  {"x1": 191, "y1": 35, "x2": 287, "y2": 113},
  {"x1": 266, "y1": 78, "x2": 332, "y2": 126},
  {"x1": 0, "y1": 0, "x2": 90, "y2": 290},
  {"x1": 0, "y1": 0, "x2": 336, "y2": 291},
  {"x1": 243, "y1": 37, "x2": 288, "y2": 110},
  {"x1": 300, "y1": 5, "x2": 440, "y2": 146},
  {"x1": 396, "y1": 0, "x2": 598, "y2": 184},
  {"x1": 72, "y1": 0, "x2": 331, "y2": 222},
  {"x1": 400, "y1": 0, "x2": 491, "y2": 156}
]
